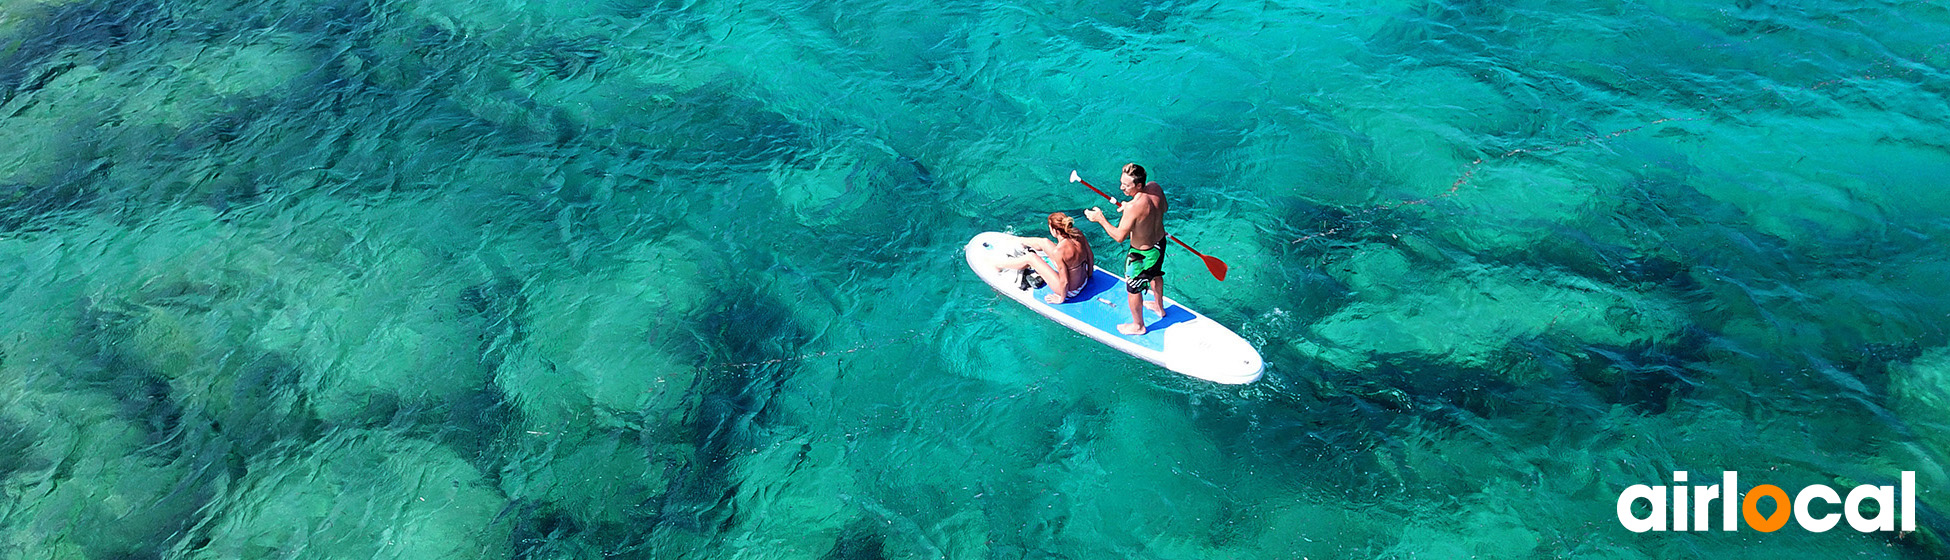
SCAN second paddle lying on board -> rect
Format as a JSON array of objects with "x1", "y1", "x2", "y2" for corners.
[{"x1": 1069, "y1": 170, "x2": 1230, "y2": 281}]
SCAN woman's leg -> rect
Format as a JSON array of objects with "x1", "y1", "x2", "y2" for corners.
[
  {"x1": 1015, "y1": 254, "x2": 1061, "y2": 284},
  {"x1": 987, "y1": 252, "x2": 1037, "y2": 272},
  {"x1": 989, "y1": 253, "x2": 1065, "y2": 301}
]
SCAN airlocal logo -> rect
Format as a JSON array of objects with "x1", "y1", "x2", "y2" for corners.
[{"x1": 1617, "y1": 471, "x2": 1916, "y2": 533}]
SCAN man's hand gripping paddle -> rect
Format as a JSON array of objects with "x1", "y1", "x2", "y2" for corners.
[{"x1": 1070, "y1": 170, "x2": 1229, "y2": 281}]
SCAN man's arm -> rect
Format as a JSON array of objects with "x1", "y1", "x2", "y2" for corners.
[{"x1": 1087, "y1": 200, "x2": 1146, "y2": 243}]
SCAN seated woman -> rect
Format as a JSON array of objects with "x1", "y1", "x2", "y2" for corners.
[{"x1": 988, "y1": 212, "x2": 1095, "y2": 303}]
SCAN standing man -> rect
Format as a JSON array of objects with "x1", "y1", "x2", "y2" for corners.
[{"x1": 1085, "y1": 163, "x2": 1168, "y2": 335}]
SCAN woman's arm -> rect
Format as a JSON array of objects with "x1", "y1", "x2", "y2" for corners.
[{"x1": 1015, "y1": 236, "x2": 1059, "y2": 255}]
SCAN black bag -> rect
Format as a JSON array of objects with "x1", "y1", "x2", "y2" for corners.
[{"x1": 1016, "y1": 267, "x2": 1046, "y2": 291}]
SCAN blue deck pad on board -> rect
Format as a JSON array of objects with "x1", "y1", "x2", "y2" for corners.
[{"x1": 1031, "y1": 269, "x2": 1193, "y2": 352}]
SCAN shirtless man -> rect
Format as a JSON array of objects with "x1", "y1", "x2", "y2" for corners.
[{"x1": 1084, "y1": 163, "x2": 1168, "y2": 335}]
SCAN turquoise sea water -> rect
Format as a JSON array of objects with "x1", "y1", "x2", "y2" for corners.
[{"x1": 2, "y1": 0, "x2": 1949, "y2": 558}]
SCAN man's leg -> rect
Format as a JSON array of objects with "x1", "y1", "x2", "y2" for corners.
[
  {"x1": 1145, "y1": 277, "x2": 1165, "y2": 316},
  {"x1": 1118, "y1": 251, "x2": 1149, "y2": 335},
  {"x1": 1120, "y1": 289, "x2": 1147, "y2": 335}
]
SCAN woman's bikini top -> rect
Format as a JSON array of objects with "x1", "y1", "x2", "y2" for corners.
[{"x1": 1061, "y1": 238, "x2": 1093, "y2": 286}]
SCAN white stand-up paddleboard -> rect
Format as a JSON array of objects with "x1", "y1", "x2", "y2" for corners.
[{"x1": 965, "y1": 231, "x2": 1263, "y2": 384}]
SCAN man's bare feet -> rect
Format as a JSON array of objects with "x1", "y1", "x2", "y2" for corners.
[
  {"x1": 1044, "y1": 293, "x2": 1066, "y2": 304},
  {"x1": 1144, "y1": 300, "x2": 1166, "y2": 316},
  {"x1": 1117, "y1": 322, "x2": 1147, "y2": 335}
]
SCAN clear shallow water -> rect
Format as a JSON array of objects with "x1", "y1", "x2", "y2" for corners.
[{"x1": 1, "y1": 0, "x2": 1948, "y2": 558}]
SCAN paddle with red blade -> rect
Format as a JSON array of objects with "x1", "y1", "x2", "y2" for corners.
[{"x1": 1070, "y1": 170, "x2": 1229, "y2": 281}]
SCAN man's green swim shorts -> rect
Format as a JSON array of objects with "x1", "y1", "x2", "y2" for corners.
[{"x1": 1124, "y1": 244, "x2": 1164, "y2": 294}]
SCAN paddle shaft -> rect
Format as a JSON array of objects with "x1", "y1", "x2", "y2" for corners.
[{"x1": 1074, "y1": 177, "x2": 1207, "y2": 259}]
